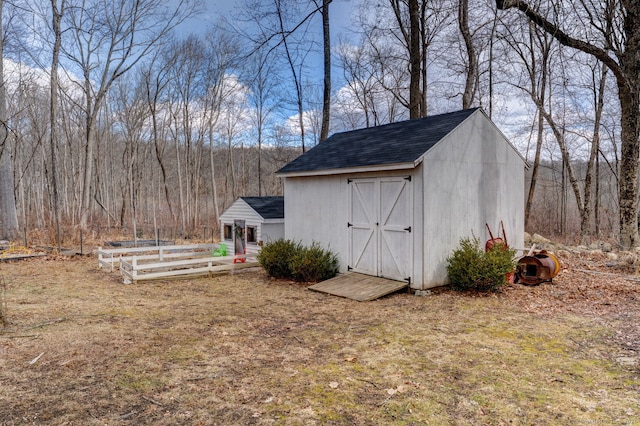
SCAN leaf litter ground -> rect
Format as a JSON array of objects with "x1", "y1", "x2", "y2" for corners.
[{"x1": 0, "y1": 252, "x2": 638, "y2": 425}]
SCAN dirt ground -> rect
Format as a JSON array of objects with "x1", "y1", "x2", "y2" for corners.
[{"x1": 0, "y1": 249, "x2": 639, "y2": 425}]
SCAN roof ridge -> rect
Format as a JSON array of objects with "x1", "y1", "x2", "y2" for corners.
[{"x1": 327, "y1": 107, "x2": 479, "y2": 139}]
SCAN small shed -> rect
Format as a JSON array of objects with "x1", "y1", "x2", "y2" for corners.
[
  {"x1": 219, "y1": 196, "x2": 284, "y2": 249},
  {"x1": 276, "y1": 108, "x2": 526, "y2": 290}
]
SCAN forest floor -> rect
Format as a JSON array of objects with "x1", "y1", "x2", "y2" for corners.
[{"x1": 0, "y1": 248, "x2": 638, "y2": 425}]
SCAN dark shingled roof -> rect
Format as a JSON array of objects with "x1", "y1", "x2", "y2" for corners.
[
  {"x1": 277, "y1": 108, "x2": 479, "y2": 175},
  {"x1": 241, "y1": 196, "x2": 284, "y2": 219}
]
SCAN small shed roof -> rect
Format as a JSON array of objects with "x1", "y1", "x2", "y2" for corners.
[
  {"x1": 240, "y1": 196, "x2": 284, "y2": 219},
  {"x1": 277, "y1": 108, "x2": 479, "y2": 176}
]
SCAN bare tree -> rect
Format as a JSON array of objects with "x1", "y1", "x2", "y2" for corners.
[
  {"x1": 582, "y1": 60, "x2": 609, "y2": 240},
  {"x1": 112, "y1": 76, "x2": 150, "y2": 238},
  {"x1": 203, "y1": 28, "x2": 240, "y2": 217},
  {"x1": 61, "y1": 0, "x2": 199, "y2": 230},
  {"x1": 458, "y1": 0, "x2": 476, "y2": 109},
  {"x1": 313, "y1": 0, "x2": 331, "y2": 141},
  {"x1": 499, "y1": 20, "x2": 555, "y2": 228},
  {"x1": 245, "y1": 50, "x2": 279, "y2": 196},
  {"x1": 408, "y1": 0, "x2": 421, "y2": 118},
  {"x1": 240, "y1": 0, "x2": 332, "y2": 151},
  {"x1": 162, "y1": 36, "x2": 207, "y2": 236},
  {"x1": 336, "y1": 41, "x2": 379, "y2": 127},
  {"x1": 142, "y1": 49, "x2": 178, "y2": 224},
  {"x1": 496, "y1": 0, "x2": 640, "y2": 248},
  {"x1": 49, "y1": 0, "x2": 64, "y2": 251},
  {"x1": 359, "y1": 0, "x2": 452, "y2": 118},
  {"x1": 0, "y1": 0, "x2": 19, "y2": 240},
  {"x1": 273, "y1": 0, "x2": 309, "y2": 152},
  {"x1": 388, "y1": 0, "x2": 423, "y2": 118}
]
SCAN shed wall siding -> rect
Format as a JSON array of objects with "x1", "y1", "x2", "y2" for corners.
[
  {"x1": 420, "y1": 111, "x2": 525, "y2": 287},
  {"x1": 261, "y1": 222, "x2": 285, "y2": 243},
  {"x1": 284, "y1": 175, "x2": 349, "y2": 260},
  {"x1": 284, "y1": 170, "x2": 423, "y2": 281}
]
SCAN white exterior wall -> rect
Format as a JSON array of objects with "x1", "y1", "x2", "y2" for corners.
[
  {"x1": 283, "y1": 175, "x2": 349, "y2": 256},
  {"x1": 283, "y1": 170, "x2": 424, "y2": 286},
  {"x1": 420, "y1": 110, "x2": 525, "y2": 287},
  {"x1": 261, "y1": 222, "x2": 285, "y2": 244},
  {"x1": 219, "y1": 199, "x2": 284, "y2": 245}
]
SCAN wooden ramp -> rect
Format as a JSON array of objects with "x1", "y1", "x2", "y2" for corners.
[{"x1": 308, "y1": 273, "x2": 408, "y2": 301}]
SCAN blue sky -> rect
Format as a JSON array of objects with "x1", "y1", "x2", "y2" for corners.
[
  {"x1": 180, "y1": 0, "x2": 358, "y2": 40},
  {"x1": 176, "y1": 0, "x2": 360, "y2": 115}
]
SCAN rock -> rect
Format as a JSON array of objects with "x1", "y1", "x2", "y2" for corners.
[
  {"x1": 620, "y1": 252, "x2": 637, "y2": 265},
  {"x1": 588, "y1": 241, "x2": 613, "y2": 252},
  {"x1": 606, "y1": 252, "x2": 619, "y2": 261},
  {"x1": 600, "y1": 242, "x2": 613, "y2": 252},
  {"x1": 524, "y1": 232, "x2": 532, "y2": 243},
  {"x1": 530, "y1": 233, "x2": 550, "y2": 245}
]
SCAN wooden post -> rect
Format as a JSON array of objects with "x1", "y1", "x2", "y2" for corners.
[{"x1": 132, "y1": 256, "x2": 137, "y2": 283}]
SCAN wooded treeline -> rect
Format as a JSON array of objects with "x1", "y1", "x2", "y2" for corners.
[{"x1": 0, "y1": 0, "x2": 635, "y2": 248}]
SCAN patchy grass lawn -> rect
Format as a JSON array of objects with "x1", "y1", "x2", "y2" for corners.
[{"x1": 0, "y1": 255, "x2": 638, "y2": 425}]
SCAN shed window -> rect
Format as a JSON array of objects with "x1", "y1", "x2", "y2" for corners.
[
  {"x1": 223, "y1": 224, "x2": 233, "y2": 240},
  {"x1": 247, "y1": 226, "x2": 257, "y2": 244}
]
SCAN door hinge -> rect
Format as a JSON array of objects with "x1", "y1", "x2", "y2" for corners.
[
  {"x1": 405, "y1": 176, "x2": 412, "y2": 181},
  {"x1": 347, "y1": 265, "x2": 353, "y2": 271},
  {"x1": 404, "y1": 277, "x2": 411, "y2": 285},
  {"x1": 347, "y1": 222, "x2": 353, "y2": 227},
  {"x1": 404, "y1": 226, "x2": 411, "y2": 232},
  {"x1": 347, "y1": 178, "x2": 352, "y2": 184}
]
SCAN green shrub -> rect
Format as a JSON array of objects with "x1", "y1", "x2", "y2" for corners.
[
  {"x1": 258, "y1": 239, "x2": 339, "y2": 282},
  {"x1": 290, "y1": 242, "x2": 339, "y2": 282},
  {"x1": 257, "y1": 239, "x2": 301, "y2": 279},
  {"x1": 446, "y1": 236, "x2": 516, "y2": 292}
]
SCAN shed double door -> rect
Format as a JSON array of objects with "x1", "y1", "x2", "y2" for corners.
[{"x1": 348, "y1": 177, "x2": 412, "y2": 283}]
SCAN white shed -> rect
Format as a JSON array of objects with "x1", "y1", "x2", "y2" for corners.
[
  {"x1": 219, "y1": 196, "x2": 284, "y2": 249},
  {"x1": 276, "y1": 108, "x2": 526, "y2": 290}
]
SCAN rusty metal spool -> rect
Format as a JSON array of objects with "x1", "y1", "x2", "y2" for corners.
[{"x1": 515, "y1": 250, "x2": 560, "y2": 286}]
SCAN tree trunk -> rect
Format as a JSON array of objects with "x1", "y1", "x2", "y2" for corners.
[
  {"x1": 408, "y1": 0, "x2": 421, "y2": 119},
  {"x1": 50, "y1": 0, "x2": 64, "y2": 251},
  {"x1": 0, "y1": 0, "x2": 19, "y2": 240},
  {"x1": 458, "y1": 0, "x2": 476, "y2": 109},
  {"x1": 79, "y1": 57, "x2": 99, "y2": 230},
  {"x1": 580, "y1": 62, "x2": 608, "y2": 242},
  {"x1": 320, "y1": 0, "x2": 331, "y2": 142},
  {"x1": 275, "y1": 0, "x2": 306, "y2": 151},
  {"x1": 617, "y1": 87, "x2": 640, "y2": 248},
  {"x1": 525, "y1": 108, "x2": 544, "y2": 228}
]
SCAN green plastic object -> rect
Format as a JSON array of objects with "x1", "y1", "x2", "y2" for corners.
[{"x1": 212, "y1": 243, "x2": 227, "y2": 257}]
